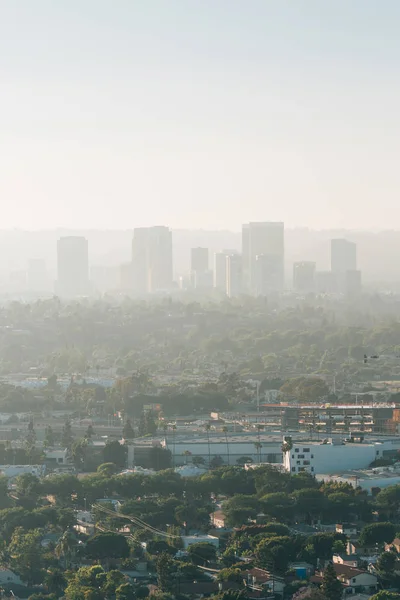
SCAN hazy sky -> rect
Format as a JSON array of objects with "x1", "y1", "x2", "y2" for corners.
[{"x1": 1, "y1": 1, "x2": 400, "y2": 231}]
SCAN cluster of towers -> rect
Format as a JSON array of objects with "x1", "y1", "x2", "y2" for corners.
[{"x1": 55, "y1": 226, "x2": 361, "y2": 298}]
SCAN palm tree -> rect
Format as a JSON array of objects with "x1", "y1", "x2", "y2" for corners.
[
  {"x1": 222, "y1": 426, "x2": 230, "y2": 465},
  {"x1": 204, "y1": 423, "x2": 211, "y2": 467},
  {"x1": 254, "y1": 441, "x2": 262, "y2": 464},
  {"x1": 172, "y1": 425, "x2": 177, "y2": 467},
  {"x1": 55, "y1": 530, "x2": 78, "y2": 568}
]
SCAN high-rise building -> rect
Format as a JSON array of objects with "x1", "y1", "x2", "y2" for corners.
[
  {"x1": 191, "y1": 247, "x2": 208, "y2": 274},
  {"x1": 226, "y1": 254, "x2": 242, "y2": 298},
  {"x1": 242, "y1": 222, "x2": 284, "y2": 293},
  {"x1": 56, "y1": 236, "x2": 89, "y2": 297},
  {"x1": 214, "y1": 252, "x2": 227, "y2": 292},
  {"x1": 132, "y1": 226, "x2": 173, "y2": 293},
  {"x1": 214, "y1": 249, "x2": 238, "y2": 293},
  {"x1": 293, "y1": 261, "x2": 316, "y2": 293},
  {"x1": 331, "y1": 239, "x2": 357, "y2": 273},
  {"x1": 241, "y1": 224, "x2": 251, "y2": 290},
  {"x1": 255, "y1": 254, "x2": 284, "y2": 295}
]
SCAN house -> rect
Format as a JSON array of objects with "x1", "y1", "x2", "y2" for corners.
[
  {"x1": 211, "y1": 510, "x2": 226, "y2": 529},
  {"x1": 0, "y1": 569, "x2": 24, "y2": 587},
  {"x1": 333, "y1": 554, "x2": 359, "y2": 568},
  {"x1": 336, "y1": 523, "x2": 358, "y2": 537},
  {"x1": 74, "y1": 510, "x2": 95, "y2": 536},
  {"x1": 346, "y1": 540, "x2": 378, "y2": 559},
  {"x1": 385, "y1": 537, "x2": 400, "y2": 553},
  {"x1": 311, "y1": 564, "x2": 378, "y2": 595},
  {"x1": 243, "y1": 567, "x2": 285, "y2": 597}
]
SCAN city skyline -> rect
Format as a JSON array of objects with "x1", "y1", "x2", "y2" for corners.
[{"x1": 48, "y1": 222, "x2": 362, "y2": 298}]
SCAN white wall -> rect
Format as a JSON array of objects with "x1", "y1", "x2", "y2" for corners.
[{"x1": 285, "y1": 442, "x2": 386, "y2": 475}]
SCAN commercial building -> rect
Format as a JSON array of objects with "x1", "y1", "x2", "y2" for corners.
[
  {"x1": 214, "y1": 252, "x2": 228, "y2": 292},
  {"x1": 214, "y1": 249, "x2": 238, "y2": 293},
  {"x1": 323, "y1": 468, "x2": 400, "y2": 493},
  {"x1": 331, "y1": 239, "x2": 357, "y2": 273},
  {"x1": 162, "y1": 433, "x2": 283, "y2": 466},
  {"x1": 242, "y1": 222, "x2": 284, "y2": 294},
  {"x1": 131, "y1": 226, "x2": 173, "y2": 293},
  {"x1": 283, "y1": 437, "x2": 400, "y2": 475},
  {"x1": 56, "y1": 236, "x2": 89, "y2": 297},
  {"x1": 254, "y1": 253, "x2": 284, "y2": 295},
  {"x1": 226, "y1": 254, "x2": 243, "y2": 298},
  {"x1": 293, "y1": 261, "x2": 316, "y2": 293}
]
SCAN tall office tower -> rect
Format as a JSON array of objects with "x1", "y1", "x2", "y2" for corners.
[
  {"x1": 293, "y1": 261, "x2": 316, "y2": 293},
  {"x1": 226, "y1": 254, "x2": 242, "y2": 298},
  {"x1": 132, "y1": 226, "x2": 173, "y2": 293},
  {"x1": 191, "y1": 247, "x2": 208, "y2": 273},
  {"x1": 255, "y1": 254, "x2": 284, "y2": 295},
  {"x1": 242, "y1": 222, "x2": 284, "y2": 293},
  {"x1": 56, "y1": 236, "x2": 89, "y2": 297},
  {"x1": 214, "y1": 249, "x2": 238, "y2": 293},
  {"x1": 214, "y1": 252, "x2": 228, "y2": 292},
  {"x1": 331, "y1": 239, "x2": 357, "y2": 273},
  {"x1": 27, "y1": 259, "x2": 48, "y2": 292},
  {"x1": 241, "y1": 224, "x2": 251, "y2": 291}
]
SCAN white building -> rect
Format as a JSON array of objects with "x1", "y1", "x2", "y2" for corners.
[
  {"x1": 283, "y1": 438, "x2": 394, "y2": 475},
  {"x1": 45, "y1": 448, "x2": 70, "y2": 466}
]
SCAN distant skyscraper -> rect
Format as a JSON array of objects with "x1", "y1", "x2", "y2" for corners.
[
  {"x1": 331, "y1": 239, "x2": 357, "y2": 273},
  {"x1": 56, "y1": 236, "x2": 89, "y2": 297},
  {"x1": 226, "y1": 254, "x2": 242, "y2": 298},
  {"x1": 241, "y1": 224, "x2": 251, "y2": 290},
  {"x1": 191, "y1": 247, "x2": 208, "y2": 274},
  {"x1": 293, "y1": 261, "x2": 316, "y2": 293},
  {"x1": 132, "y1": 226, "x2": 173, "y2": 293},
  {"x1": 214, "y1": 249, "x2": 238, "y2": 293},
  {"x1": 331, "y1": 239, "x2": 358, "y2": 294},
  {"x1": 242, "y1": 222, "x2": 284, "y2": 293},
  {"x1": 255, "y1": 254, "x2": 284, "y2": 295}
]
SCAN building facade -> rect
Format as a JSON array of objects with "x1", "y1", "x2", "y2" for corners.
[
  {"x1": 56, "y1": 236, "x2": 89, "y2": 297},
  {"x1": 226, "y1": 254, "x2": 243, "y2": 298},
  {"x1": 132, "y1": 226, "x2": 173, "y2": 293},
  {"x1": 242, "y1": 222, "x2": 284, "y2": 294}
]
